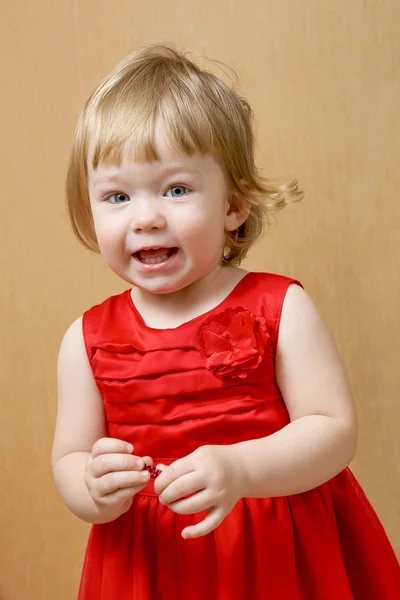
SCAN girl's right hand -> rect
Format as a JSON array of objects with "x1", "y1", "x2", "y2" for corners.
[{"x1": 84, "y1": 438, "x2": 151, "y2": 518}]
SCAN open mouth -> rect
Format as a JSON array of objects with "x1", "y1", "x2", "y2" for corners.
[{"x1": 134, "y1": 247, "x2": 178, "y2": 265}]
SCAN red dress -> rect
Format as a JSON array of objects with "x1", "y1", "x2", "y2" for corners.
[{"x1": 79, "y1": 272, "x2": 400, "y2": 599}]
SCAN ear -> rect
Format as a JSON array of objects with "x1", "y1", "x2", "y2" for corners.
[{"x1": 224, "y1": 180, "x2": 251, "y2": 232}]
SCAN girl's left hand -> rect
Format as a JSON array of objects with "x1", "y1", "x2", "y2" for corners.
[{"x1": 154, "y1": 445, "x2": 245, "y2": 539}]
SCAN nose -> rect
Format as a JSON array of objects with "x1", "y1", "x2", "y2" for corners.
[{"x1": 130, "y1": 198, "x2": 167, "y2": 233}]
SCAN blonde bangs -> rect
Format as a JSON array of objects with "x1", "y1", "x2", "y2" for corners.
[{"x1": 87, "y1": 72, "x2": 216, "y2": 171}]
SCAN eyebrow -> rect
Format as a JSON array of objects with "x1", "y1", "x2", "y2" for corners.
[{"x1": 92, "y1": 164, "x2": 202, "y2": 188}]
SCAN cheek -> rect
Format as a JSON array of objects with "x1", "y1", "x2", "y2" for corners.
[
  {"x1": 93, "y1": 218, "x2": 123, "y2": 256},
  {"x1": 175, "y1": 204, "x2": 225, "y2": 239},
  {"x1": 178, "y1": 220, "x2": 224, "y2": 249}
]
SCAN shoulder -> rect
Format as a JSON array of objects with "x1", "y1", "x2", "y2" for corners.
[
  {"x1": 58, "y1": 316, "x2": 86, "y2": 368},
  {"x1": 57, "y1": 315, "x2": 102, "y2": 389},
  {"x1": 59, "y1": 315, "x2": 83, "y2": 346},
  {"x1": 278, "y1": 283, "x2": 324, "y2": 340}
]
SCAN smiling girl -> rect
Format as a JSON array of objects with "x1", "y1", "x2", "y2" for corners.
[{"x1": 52, "y1": 43, "x2": 400, "y2": 599}]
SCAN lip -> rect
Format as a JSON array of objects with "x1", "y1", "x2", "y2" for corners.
[{"x1": 132, "y1": 247, "x2": 179, "y2": 271}]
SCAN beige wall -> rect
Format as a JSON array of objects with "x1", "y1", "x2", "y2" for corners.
[{"x1": 1, "y1": 1, "x2": 399, "y2": 598}]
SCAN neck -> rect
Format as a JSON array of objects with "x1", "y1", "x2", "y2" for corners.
[{"x1": 131, "y1": 265, "x2": 247, "y2": 328}]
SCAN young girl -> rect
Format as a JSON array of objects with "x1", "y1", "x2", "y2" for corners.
[{"x1": 52, "y1": 43, "x2": 400, "y2": 599}]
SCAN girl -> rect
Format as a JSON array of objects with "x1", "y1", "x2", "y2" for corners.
[{"x1": 52, "y1": 43, "x2": 400, "y2": 599}]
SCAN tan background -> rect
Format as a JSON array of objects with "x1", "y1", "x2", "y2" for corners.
[{"x1": 1, "y1": 1, "x2": 399, "y2": 598}]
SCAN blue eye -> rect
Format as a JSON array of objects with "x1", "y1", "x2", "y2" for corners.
[
  {"x1": 165, "y1": 185, "x2": 189, "y2": 198},
  {"x1": 107, "y1": 192, "x2": 130, "y2": 204}
]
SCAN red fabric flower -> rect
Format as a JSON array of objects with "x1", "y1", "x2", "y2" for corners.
[{"x1": 196, "y1": 307, "x2": 270, "y2": 379}]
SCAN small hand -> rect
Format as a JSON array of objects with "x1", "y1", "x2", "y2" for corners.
[
  {"x1": 154, "y1": 445, "x2": 244, "y2": 539},
  {"x1": 84, "y1": 438, "x2": 152, "y2": 519}
]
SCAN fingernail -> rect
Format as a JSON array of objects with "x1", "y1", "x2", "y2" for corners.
[
  {"x1": 126, "y1": 444, "x2": 134, "y2": 453},
  {"x1": 136, "y1": 458, "x2": 144, "y2": 469}
]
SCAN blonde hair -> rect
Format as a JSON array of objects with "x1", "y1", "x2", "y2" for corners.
[{"x1": 66, "y1": 42, "x2": 303, "y2": 264}]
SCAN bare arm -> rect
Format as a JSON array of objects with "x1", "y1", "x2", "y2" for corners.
[
  {"x1": 233, "y1": 283, "x2": 358, "y2": 497},
  {"x1": 52, "y1": 317, "x2": 150, "y2": 524}
]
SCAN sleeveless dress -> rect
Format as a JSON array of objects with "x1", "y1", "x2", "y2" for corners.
[{"x1": 79, "y1": 272, "x2": 400, "y2": 599}]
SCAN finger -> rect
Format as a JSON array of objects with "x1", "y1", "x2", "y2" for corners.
[
  {"x1": 99, "y1": 484, "x2": 146, "y2": 506},
  {"x1": 150, "y1": 463, "x2": 167, "y2": 479},
  {"x1": 91, "y1": 438, "x2": 133, "y2": 458},
  {"x1": 155, "y1": 463, "x2": 167, "y2": 471},
  {"x1": 158, "y1": 471, "x2": 204, "y2": 505},
  {"x1": 97, "y1": 469, "x2": 150, "y2": 496},
  {"x1": 154, "y1": 457, "x2": 195, "y2": 495},
  {"x1": 181, "y1": 507, "x2": 225, "y2": 539},
  {"x1": 91, "y1": 453, "x2": 146, "y2": 477},
  {"x1": 167, "y1": 490, "x2": 215, "y2": 515}
]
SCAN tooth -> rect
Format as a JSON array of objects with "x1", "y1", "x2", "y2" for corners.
[{"x1": 142, "y1": 254, "x2": 168, "y2": 264}]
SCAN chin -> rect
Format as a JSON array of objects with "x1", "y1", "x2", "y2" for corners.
[{"x1": 129, "y1": 274, "x2": 190, "y2": 296}]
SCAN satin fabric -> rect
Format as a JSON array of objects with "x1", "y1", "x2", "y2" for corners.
[{"x1": 79, "y1": 272, "x2": 400, "y2": 599}]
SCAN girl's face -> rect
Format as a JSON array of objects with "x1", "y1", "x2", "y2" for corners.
[{"x1": 87, "y1": 123, "x2": 242, "y2": 296}]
